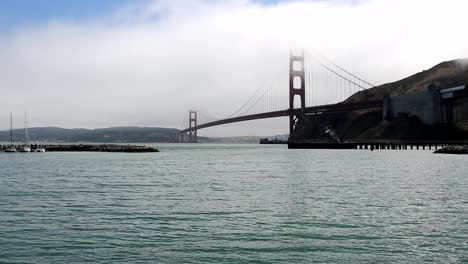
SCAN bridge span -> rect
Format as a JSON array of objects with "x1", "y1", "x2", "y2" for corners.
[
  {"x1": 179, "y1": 50, "x2": 379, "y2": 143},
  {"x1": 180, "y1": 100, "x2": 382, "y2": 133}
]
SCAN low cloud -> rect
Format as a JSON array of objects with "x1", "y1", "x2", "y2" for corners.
[
  {"x1": 456, "y1": 59, "x2": 468, "y2": 70},
  {"x1": 1, "y1": 0, "x2": 467, "y2": 136}
]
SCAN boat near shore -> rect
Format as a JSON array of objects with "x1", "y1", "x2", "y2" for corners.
[
  {"x1": 4, "y1": 146, "x2": 17, "y2": 153},
  {"x1": 19, "y1": 113, "x2": 32, "y2": 153},
  {"x1": 5, "y1": 112, "x2": 16, "y2": 153},
  {"x1": 19, "y1": 145, "x2": 31, "y2": 152},
  {"x1": 34, "y1": 147, "x2": 46, "y2": 152},
  {"x1": 259, "y1": 138, "x2": 288, "y2": 144}
]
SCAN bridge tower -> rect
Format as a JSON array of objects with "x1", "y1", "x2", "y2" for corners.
[
  {"x1": 289, "y1": 50, "x2": 306, "y2": 140},
  {"x1": 189, "y1": 110, "x2": 198, "y2": 143}
]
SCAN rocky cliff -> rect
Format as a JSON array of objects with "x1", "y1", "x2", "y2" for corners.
[
  {"x1": 294, "y1": 59, "x2": 468, "y2": 142},
  {"x1": 346, "y1": 59, "x2": 468, "y2": 103}
]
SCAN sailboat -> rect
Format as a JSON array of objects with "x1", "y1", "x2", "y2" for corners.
[
  {"x1": 34, "y1": 146, "x2": 46, "y2": 152},
  {"x1": 19, "y1": 112, "x2": 31, "y2": 152},
  {"x1": 5, "y1": 112, "x2": 16, "y2": 153}
]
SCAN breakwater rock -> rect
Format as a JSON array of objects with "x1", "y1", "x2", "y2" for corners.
[
  {"x1": 43, "y1": 144, "x2": 159, "y2": 153},
  {"x1": 434, "y1": 145, "x2": 468, "y2": 154}
]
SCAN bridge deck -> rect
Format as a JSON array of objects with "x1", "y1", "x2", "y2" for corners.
[{"x1": 180, "y1": 101, "x2": 383, "y2": 133}]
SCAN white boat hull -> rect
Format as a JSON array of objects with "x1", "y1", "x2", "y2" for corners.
[
  {"x1": 5, "y1": 148, "x2": 17, "y2": 153},
  {"x1": 34, "y1": 148, "x2": 46, "y2": 153},
  {"x1": 19, "y1": 147, "x2": 31, "y2": 152}
]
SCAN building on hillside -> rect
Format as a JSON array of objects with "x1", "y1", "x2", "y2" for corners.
[{"x1": 383, "y1": 84, "x2": 468, "y2": 129}]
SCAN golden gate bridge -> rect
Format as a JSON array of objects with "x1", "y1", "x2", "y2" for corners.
[{"x1": 178, "y1": 50, "x2": 382, "y2": 143}]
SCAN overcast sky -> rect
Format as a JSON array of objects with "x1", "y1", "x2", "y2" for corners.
[{"x1": 1, "y1": 0, "x2": 467, "y2": 136}]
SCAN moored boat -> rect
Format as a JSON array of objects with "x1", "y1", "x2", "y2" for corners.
[
  {"x1": 5, "y1": 112, "x2": 16, "y2": 153},
  {"x1": 34, "y1": 147, "x2": 46, "y2": 152},
  {"x1": 5, "y1": 146, "x2": 17, "y2": 153},
  {"x1": 19, "y1": 112, "x2": 31, "y2": 153},
  {"x1": 19, "y1": 145, "x2": 31, "y2": 152}
]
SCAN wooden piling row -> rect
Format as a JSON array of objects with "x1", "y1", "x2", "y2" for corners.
[
  {"x1": 354, "y1": 143, "x2": 448, "y2": 151},
  {"x1": 287, "y1": 141, "x2": 465, "y2": 150}
]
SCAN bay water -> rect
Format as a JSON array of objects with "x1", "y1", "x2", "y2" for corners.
[{"x1": 0, "y1": 144, "x2": 467, "y2": 263}]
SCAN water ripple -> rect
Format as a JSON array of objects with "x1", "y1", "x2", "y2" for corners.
[{"x1": 0, "y1": 146, "x2": 467, "y2": 263}]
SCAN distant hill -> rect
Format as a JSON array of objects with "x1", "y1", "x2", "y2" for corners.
[
  {"x1": 346, "y1": 59, "x2": 468, "y2": 103},
  {"x1": 0, "y1": 126, "x2": 284, "y2": 144},
  {"x1": 0, "y1": 126, "x2": 180, "y2": 143}
]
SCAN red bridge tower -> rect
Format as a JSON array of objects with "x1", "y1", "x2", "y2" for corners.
[
  {"x1": 289, "y1": 51, "x2": 306, "y2": 140},
  {"x1": 189, "y1": 110, "x2": 198, "y2": 143}
]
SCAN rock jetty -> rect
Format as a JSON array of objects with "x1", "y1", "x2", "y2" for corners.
[
  {"x1": 43, "y1": 144, "x2": 159, "y2": 153},
  {"x1": 434, "y1": 145, "x2": 468, "y2": 154}
]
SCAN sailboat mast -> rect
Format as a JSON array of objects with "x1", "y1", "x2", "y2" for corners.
[
  {"x1": 10, "y1": 112, "x2": 13, "y2": 145},
  {"x1": 24, "y1": 112, "x2": 29, "y2": 144}
]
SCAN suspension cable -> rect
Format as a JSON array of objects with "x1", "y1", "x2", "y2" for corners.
[{"x1": 305, "y1": 50, "x2": 375, "y2": 88}]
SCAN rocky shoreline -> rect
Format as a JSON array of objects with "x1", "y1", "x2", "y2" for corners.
[
  {"x1": 44, "y1": 144, "x2": 159, "y2": 153},
  {"x1": 1, "y1": 144, "x2": 159, "y2": 153},
  {"x1": 434, "y1": 145, "x2": 468, "y2": 154}
]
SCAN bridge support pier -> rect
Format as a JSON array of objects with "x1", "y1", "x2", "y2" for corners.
[
  {"x1": 189, "y1": 110, "x2": 198, "y2": 143},
  {"x1": 289, "y1": 50, "x2": 306, "y2": 140}
]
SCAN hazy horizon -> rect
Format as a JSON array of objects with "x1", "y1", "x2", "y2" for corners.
[
  {"x1": 0, "y1": 123, "x2": 289, "y2": 138},
  {"x1": 1, "y1": 0, "x2": 468, "y2": 137}
]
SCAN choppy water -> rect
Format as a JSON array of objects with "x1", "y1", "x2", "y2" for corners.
[{"x1": 0, "y1": 144, "x2": 467, "y2": 263}]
